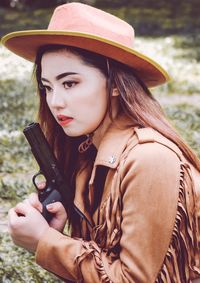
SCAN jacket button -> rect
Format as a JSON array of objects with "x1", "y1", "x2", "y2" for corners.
[{"x1": 108, "y1": 155, "x2": 116, "y2": 164}]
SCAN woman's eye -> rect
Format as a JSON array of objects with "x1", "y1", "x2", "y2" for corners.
[
  {"x1": 63, "y1": 81, "x2": 77, "y2": 89},
  {"x1": 41, "y1": 85, "x2": 53, "y2": 93},
  {"x1": 39, "y1": 83, "x2": 45, "y2": 90}
]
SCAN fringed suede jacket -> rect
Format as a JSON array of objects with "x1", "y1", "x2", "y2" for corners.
[{"x1": 35, "y1": 115, "x2": 200, "y2": 282}]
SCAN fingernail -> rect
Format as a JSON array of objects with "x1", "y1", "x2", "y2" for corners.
[{"x1": 46, "y1": 204, "x2": 53, "y2": 210}]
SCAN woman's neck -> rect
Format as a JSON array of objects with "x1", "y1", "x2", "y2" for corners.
[
  {"x1": 92, "y1": 114, "x2": 112, "y2": 149},
  {"x1": 93, "y1": 98, "x2": 120, "y2": 149}
]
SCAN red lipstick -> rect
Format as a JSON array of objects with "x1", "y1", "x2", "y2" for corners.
[{"x1": 57, "y1": 114, "x2": 73, "y2": 126}]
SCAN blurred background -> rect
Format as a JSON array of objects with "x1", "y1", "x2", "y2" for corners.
[{"x1": 0, "y1": 0, "x2": 200, "y2": 282}]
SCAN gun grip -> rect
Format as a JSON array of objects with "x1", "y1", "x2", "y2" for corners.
[{"x1": 40, "y1": 189, "x2": 62, "y2": 223}]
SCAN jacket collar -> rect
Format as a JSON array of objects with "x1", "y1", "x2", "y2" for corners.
[
  {"x1": 94, "y1": 114, "x2": 135, "y2": 169},
  {"x1": 74, "y1": 114, "x2": 135, "y2": 227}
]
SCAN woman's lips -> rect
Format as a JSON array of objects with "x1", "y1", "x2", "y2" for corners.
[{"x1": 57, "y1": 114, "x2": 73, "y2": 126}]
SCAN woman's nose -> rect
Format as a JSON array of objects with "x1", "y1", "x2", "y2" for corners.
[{"x1": 50, "y1": 89, "x2": 66, "y2": 109}]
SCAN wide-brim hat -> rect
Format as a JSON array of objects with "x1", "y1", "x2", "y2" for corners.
[{"x1": 1, "y1": 2, "x2": 170, "y2": 87}]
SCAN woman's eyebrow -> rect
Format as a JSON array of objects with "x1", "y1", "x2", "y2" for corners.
[
  {"x1": 41, "y1": 72, "x2": 78, "y2": 82},
  {"x1": 56, "y1": 72, "x2": 78, "y2": 80}
]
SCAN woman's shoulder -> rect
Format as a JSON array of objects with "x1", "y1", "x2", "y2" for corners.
[
  {"x1": 122, "y1": 127, "x2": 183, "y2": 168},
  {"x1": 119, "y1": 128, "x2": 182, "y2": 202}
]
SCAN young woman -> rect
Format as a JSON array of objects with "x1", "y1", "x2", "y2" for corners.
[{"x1": 2, "y1": 2, "x2": 200, "y2": 282}]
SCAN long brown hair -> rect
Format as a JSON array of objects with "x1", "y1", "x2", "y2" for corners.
[{"x1": 34, "y1": 44, "x2": 200, "y2": 225}]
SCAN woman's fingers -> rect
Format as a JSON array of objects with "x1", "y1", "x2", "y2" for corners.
[
  {"x1": 37, "y1": 181, "x2": 46, "y2": 190},
  {"x1": 8, "y1": 202, "x2": 49, "y2": 252},
  {"x1": 23, "y1": 193, "x2": 43, "y2": 213},
  {"x1": 21, "y1": 182, "x2": 47, "y2": 213},
  {"x1": 8, "y1": 207, "x2": 20, "y2": 226},
  {"x1": 8, "y1": 203, "x2": 29, "y2": 230},
  {"x1": 15, "y1": 202, "x2": 30, "y2": 216},
  {"x1": 46, "y1": 201, "x2": 65, "y2": 215},
  {"x1": 46, "y1": 202, "x2": 67, "y2": 231}
]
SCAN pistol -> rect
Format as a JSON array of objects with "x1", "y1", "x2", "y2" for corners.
[{"x1": 23, "y1": 122, "x2": 69, "y2": 223}]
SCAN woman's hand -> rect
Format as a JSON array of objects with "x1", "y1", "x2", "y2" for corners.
[
  {"x1": 8, "y1": 182, "x2": 68, "y2": 253},
  {"x1": 8, "y1": 201, "x2": 49, "y2": 253},
  {"x1": 27, "y1": 182, "x2": 68, "y2": 232}
]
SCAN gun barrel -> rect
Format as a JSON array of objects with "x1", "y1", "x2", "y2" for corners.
[{"x1": 23, "y1": 122, "x2": 62, "y2": 185}]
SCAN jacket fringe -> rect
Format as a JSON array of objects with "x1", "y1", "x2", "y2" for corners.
[
  {"x1": 155, "y1": 162, "x2": 200, "y2": 283},
  {"x1": 75, "y1": 240, "x2": 113, "y2": 283},
  {"x1": 75, "y1": 162, "x2": 200, "y2": 283},
  {"x1": 74, "y1": 174, "x2": 121, "y2": 283}
]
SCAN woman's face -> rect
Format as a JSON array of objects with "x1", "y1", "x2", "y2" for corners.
[{"x1": 41, "y1": 49, "x2": 109, "y2": 137}]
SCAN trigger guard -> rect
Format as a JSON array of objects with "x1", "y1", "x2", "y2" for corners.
[{"x1": 32, "y1": 171, "x2": 46, "y2": 190}]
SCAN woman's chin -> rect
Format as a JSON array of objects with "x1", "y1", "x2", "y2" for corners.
[{"x1": 62, "y1": 128, "x2": 85, "y2": 137}]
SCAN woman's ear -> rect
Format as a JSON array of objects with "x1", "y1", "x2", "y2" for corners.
[{"x1": 112, "y1": 87, "x2": 119, "y2": 97}]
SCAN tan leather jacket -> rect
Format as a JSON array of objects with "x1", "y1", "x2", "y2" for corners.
[{"x1": 35, "y1": 115, "x2": 200, "y2": 282}]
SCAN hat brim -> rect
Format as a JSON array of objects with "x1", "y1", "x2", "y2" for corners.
[{"x1": 1, "y1": 30, "x2": 170, "y2": 87}]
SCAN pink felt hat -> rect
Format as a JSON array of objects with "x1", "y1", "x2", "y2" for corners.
[{"x1": 1, "y1": 2, "x2": 170, "y2": 87}]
